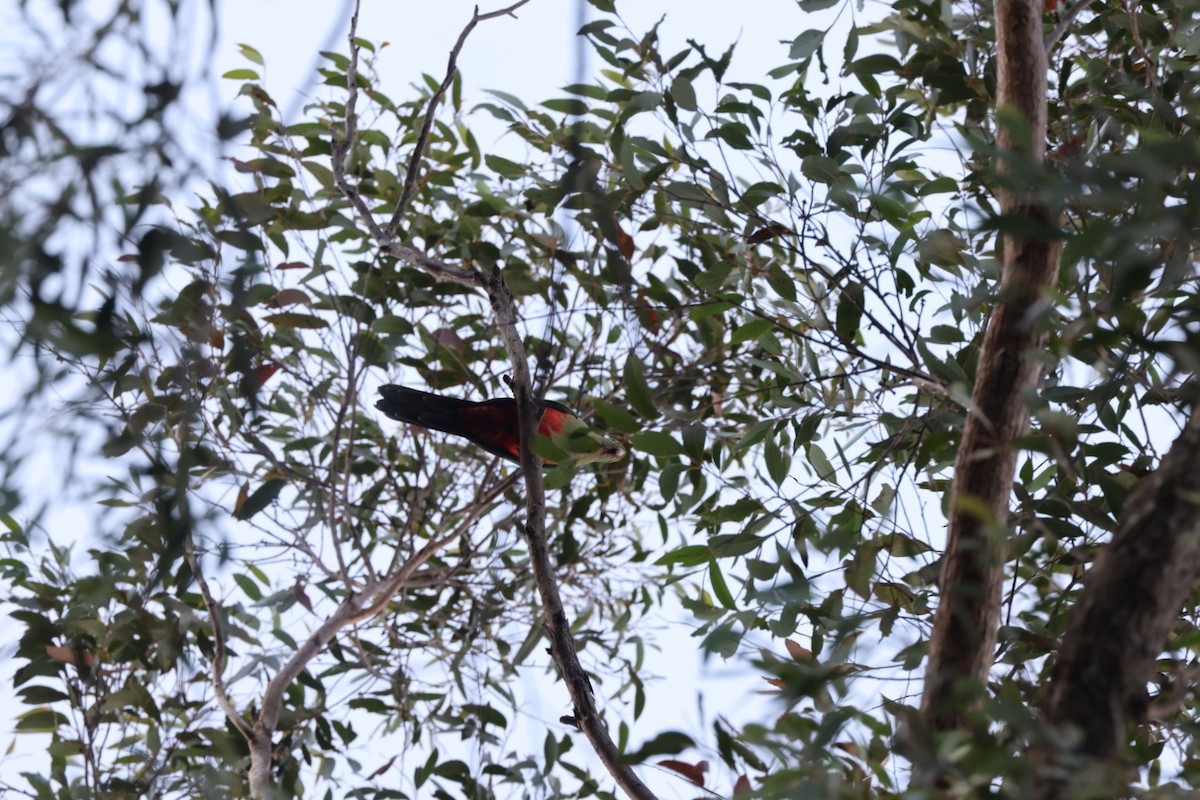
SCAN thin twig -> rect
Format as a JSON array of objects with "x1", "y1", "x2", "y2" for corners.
[
  {"x1": 184, "y1": 536, "x2": 254, "y2": 740},
  {"x1": 1044, "y1": 0, "x2": 1093, "y2": 50},
  {"x1": 330, "y1": 1, "x2": 385, "y2": 242},
  {"x1": 382, "y1": 0, "x2": 533, "y2": 242}
]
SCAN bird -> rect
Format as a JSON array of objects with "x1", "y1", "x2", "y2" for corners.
[{"x1": 376, "y1": 385, "x2": 626, "y2": 467}]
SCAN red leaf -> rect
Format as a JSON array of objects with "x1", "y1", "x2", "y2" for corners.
[
  {"x1": 615, "y1": 220, "x2": 635, "y2": 261},
  {"x1": 734, "y1": 774, "x2": 752, "y2": 796},
  {"x1": 255, "y1": 363, "x2": 281, "y2": 385},
  {"x1": 275, "y1": 261, "x2": 310, "y2": 270},
  {"x1": 266, "y1": 288, "x2": 312, "y2": 308},
  {"x1": 292, "y1": 579, "x2": 314, "y2": 613},
  {"x1": 657, "y1": 759, "x2": 708, "y2": 787},
  {"x1": 747, "y1": 222, "x2": 793, "y2": 244},
  {"x1": 785, "y1": 639, "x2": 813, "y2": 661}
]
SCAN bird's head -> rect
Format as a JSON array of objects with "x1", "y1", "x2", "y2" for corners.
[{"x1": 538, "y1": 409, "x2": 627, "y2": 467}]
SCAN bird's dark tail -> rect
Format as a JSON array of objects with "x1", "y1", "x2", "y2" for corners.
[{"x1": 375, "y1": 385, "x2": 480, "y2": 437}]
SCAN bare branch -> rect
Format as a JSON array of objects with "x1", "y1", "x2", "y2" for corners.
[
  {"x1": 184, "y1": 536, "x2": 255, "y2": 742},
  {"x1": 486, "y1": 268, "x2": 658, "y2": 800},
  {"x1": 331, "y1": 0, "x2": 385, "y2": 242},
  {"x1": 382, "y1": 1, "x2": 532, "y2": 241},
  {"x1": 385, "y1": 243, "x2": 487, "y2": 288},
  {"x1": 1044, "y1": 0, "x2": 1094, "y2": 51}
]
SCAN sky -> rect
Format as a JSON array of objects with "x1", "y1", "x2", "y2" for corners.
[
  {"x1": 0, "y1": 1, "x2": 827, "y2": 797},
  {"x1": 209, "y1": 2, "x2": 836, "y2": 796},
  {"x1": 214, "y1": 0, "x2": 809, "y2": 131},
  {"x1": 4, "y1": 0, "x2": 1194, "y2": 794}
]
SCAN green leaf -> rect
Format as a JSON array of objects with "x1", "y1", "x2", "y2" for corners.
[
  {"x1": 484, "y1": 154, "x2": 526, "y2": 179},
  {"x1": 874, "y1": 581, "x2": 917, "y2": 611},
  {"x1": 591, "y1": 398, "x2": 641, "y2": 434},
  {"x1": 844, "y1": 539, "x2": 879, "y2": 599},
  {"x1": 807, "y1": 444, "x2": 834, "y2": 480},
  {"x1": 709, "y1": 122, "x2": 755, "y2": 150},
  {"x1": 656, "y1": 545, "x2": 711, "y2": 567},
  {"x1": 708, "y1": 558, "x2": 737, "y2": 610},
  {"x1": 15, "y1": 708, "x2": 69, "y2": 733},
  {"x1": 235, "y1": 479, "x2": 286, "y2": 521},
  {"x1": 670, "y1": 76, "x2": 697, "y2": 111},
  {"x1": 789, "y1": 30, "x2": 824, "y2": 61},
  {"x1": 624, "y1": 355, "x2": 657, "y2": 417},
  {"x1": 234, "y1": 572, "x2": 264, "y2": 602},
  {"x1": 238, "y1": 44, "x2": 264, "y2": 65},
  {"x1": 732, "y1": 318, "x2": 773, "y2": 344},
  {"x1": 619, "y1": 731, "x2": 696, "y2": 764},
  {"x1": 631, "y1": 431, "x2": 685, "y2": 458},
  {"x1": 264, "y1": 313, "x2": 328, "y2": 330},
  {"x1": 222, "y1": 69, "x2": 260, "y2": 81},
  {"x1": 801, "y1": 155, "x2": 841, "y2": 185},
  {"x1": 541, "y1": 98, "x2": 589, "y2": 115},
  {"x1": 765, "y1": 438, "x2": 790, "y2": 486},
  {"x1": 918, "y1": 229, "x2": 966, "y2": 267},
  {"x1": 835, "y1": 282, "x2": 864, "y2": 343}
]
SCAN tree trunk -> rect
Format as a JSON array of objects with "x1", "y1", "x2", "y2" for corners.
[
  {"x1": 1037, "y1": 410, "x2": 1200, "y2": 798},
  {"x1": 919, "y1": 0, "x2": 1061, "y2": 736}
]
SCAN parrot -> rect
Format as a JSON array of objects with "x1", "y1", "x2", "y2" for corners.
[{"x1": 376, "y1": 385, "x2": 626, "y2": 467}]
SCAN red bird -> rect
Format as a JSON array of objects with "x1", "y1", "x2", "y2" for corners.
[{"x1": 376, "y1": 385, "x2": 625, "y2": 467}]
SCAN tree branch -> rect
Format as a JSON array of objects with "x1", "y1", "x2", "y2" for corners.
[
  {"x1": 330, "y1": 0, "x2": 385, "y2": 243},
  {"x1": 485, "y1": 269, "x2": 657, "y2": 800},
  {"x1": 327, "y1": 3, "x2": 653, "y2": 796},
  {"x1": 1036, "y1": 410, "x2": 1200, "y2": 799},
  {"x1": 184, "y1": 535, "x2": 254, "y2": 743},
  {"x1": 917, "y1": 0, "x2": 1061, "y2": 754},
  {"x1": 382, "y1": 1, "x2": 532, "y2": 242},
  {"x1": 1044, "y1": 0, "x2": 1093, "y2": 51}
]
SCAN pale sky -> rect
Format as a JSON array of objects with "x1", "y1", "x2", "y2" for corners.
[{"x1": 0, "y1": 2, "x2": 861, "y2": 796}]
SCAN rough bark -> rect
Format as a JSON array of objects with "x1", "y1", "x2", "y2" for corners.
[
  {"x1": 919, "y1": 0, "x2": 1061, "y2": 735},
  {"x1": 1037, "y1": 410, "x2": 1200, "y2": 799}
]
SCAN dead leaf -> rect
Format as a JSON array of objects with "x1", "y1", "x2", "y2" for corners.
[
  {"x1": 532, "y1": 232, "x2": 559, "y2": 252},
  {"x1": 233, "y1": 481, "x2": 250, "y2": 516},
  {"x1": 266, "y1": 289, "x2": 311, "y2": 309},
  {"x1": 615, "y1": 220, "x2": 635, "y2": 261},
  {"x1": 46, "y1": 645, "x2": 94, "y2": 668},
  {"x1": 431, "y1": 328, "x2": 466, "y2": 352},
  {"x1": 657, "y1": 759, "x2": 708, "y2": 787},
  {"x1": 254, "y1": 363, "x2": 281, "y2": 386},
  {"x1": 367, "y1": 755, "x2": 397, "y2": 779},
  {"x1": 785, "y1": 639, "x2": 813, "y2": 661},
  {"x1": 747, "y1": 223, "x2": 793, "y2": 244},
  {"x1": 292, "y1": 579, "x2": 314, "y2": 613}
]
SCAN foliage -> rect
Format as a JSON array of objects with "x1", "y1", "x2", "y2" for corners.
[{"x1": 3, "y1": 0, "x2": 1200, "y2": 798}]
